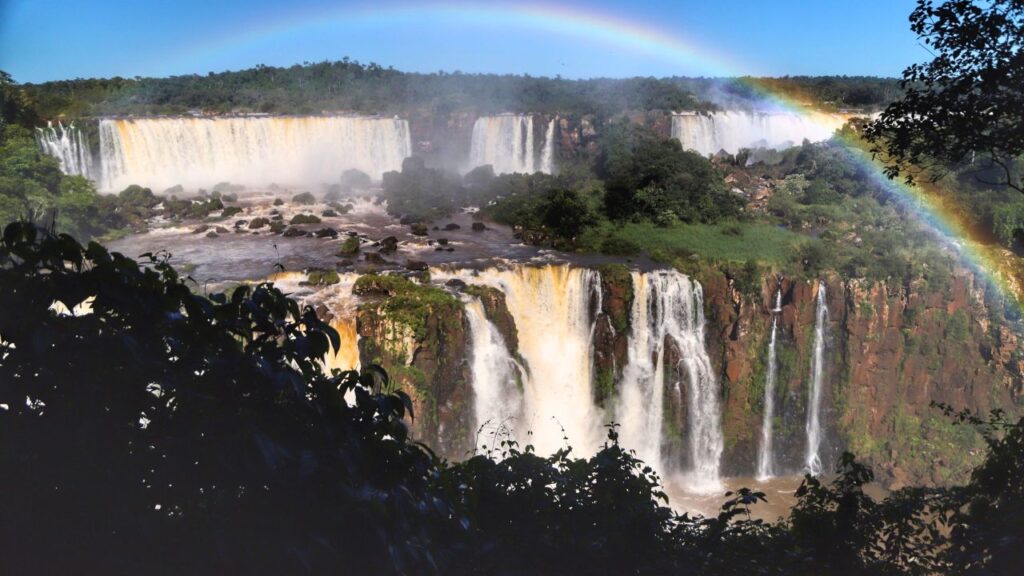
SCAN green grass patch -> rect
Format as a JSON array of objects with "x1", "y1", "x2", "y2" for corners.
[{"x1": 581, "y1": 221, "x2": 807, "y2": 264}]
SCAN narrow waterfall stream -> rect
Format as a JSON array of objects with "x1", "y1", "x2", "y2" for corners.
[
  {"x1": 805, "y1": 281, "x2": 829, "y2": 475},
  {"x1": 464, "y1": 296, "x2": 525, "y2": 452},
  {"x1": 756, "y1": 287, "x2": 783, "y2": 480}
]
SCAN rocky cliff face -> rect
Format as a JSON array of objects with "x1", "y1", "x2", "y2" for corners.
[
  {"x1": 346, "y1": 264, "x2": 1021, "y2": 487},
  {"x1": 353, "y1": 275, "x2": 473, "y2": 457},
  {"x1": 694, "y1": 269, "x2": 1023, "y2": 486}
]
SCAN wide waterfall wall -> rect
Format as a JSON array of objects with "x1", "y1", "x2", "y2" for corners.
[
  {"x1": 671, "y1": 111, "x2": 849, "y2": 156},
  {"x1": 37, "y1": 121, "x2": 93, "y2": 179},
  {"x1": 805, "y1": 281, "x2": 829, "y2": 475},
  {"x1": 98, "y1": 116, "x2": 412, "y2": 191},
  {"x1": 468, "y1": 115, "x2": 556, "y2": 175},
  {"x1": 617, "y1": 270, "x2": 723, "y2": 491}
]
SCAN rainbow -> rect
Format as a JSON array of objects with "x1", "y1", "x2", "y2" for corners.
[{"x1": 177, "y1": 1, "x2": 1021, "y2": 305}]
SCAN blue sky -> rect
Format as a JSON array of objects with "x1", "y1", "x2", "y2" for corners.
[{"x1": 1, "y1": 1, "x2": 924, "y2": 83}]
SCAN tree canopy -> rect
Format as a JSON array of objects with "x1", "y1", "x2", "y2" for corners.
[{"x1": 867, "y1": 0, "x2": 1024, "y2": 193}]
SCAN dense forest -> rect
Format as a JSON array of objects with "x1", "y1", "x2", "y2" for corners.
[{"x1": 22, "y1": 59, "x2": 899, "y2": 119}]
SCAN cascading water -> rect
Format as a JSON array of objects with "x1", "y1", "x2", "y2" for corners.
[
  {"x1": 269, "y1": 271, "x2": 362, "y2": 373},
  {"x1": 618, "y1": 270, "x2": 723, "y2": 491},
  {"x1": 37, "y1": 121, "x2": 92, "y2": 178},
  {"x1": 464, "y1": 297, "x2": 525, "y2": 452},
  {"x1": 433, "y1": 265, "x2": 602, "y2": 455},
  {"x1": 468, "y1": 115, "x2": 555, "y2": 175},
  {"x1": 671, "y1": 111, "x2": 850, "y2": 156},
  {"x1": 756, "y1": 287, "x2": 783, "y2": 480},
  {"x1": 539, "y1": 119, "x2": 556, "y2": 175},
  {"x1": 97, "y1": 115, "x2": 412, "y2": 191},
  {"x1": 805, "y1": 281, "x2": 829, "y2": 476}
]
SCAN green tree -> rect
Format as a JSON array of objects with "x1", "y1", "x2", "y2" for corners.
[
  {"x1": 598, "y1": 121, "x2": 740, "y2": 224},
  {"x1": 867, "y1": 0, "x2": 1024, "y2": 193}
]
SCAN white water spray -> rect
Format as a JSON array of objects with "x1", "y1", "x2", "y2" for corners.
[
  {"x1": 468, "y1": 115, "x2": 555, "y2": 175},
  {"x1": 756, "y1": 287, "x2": 783, "y2": 480},
  {"x1": 618, "y1": 270, "x2": 722, "y2": 491},
  {"x1": 98, "y1": 115, "x2": 411, "y2": 191},
  {"x1": 672, "y1": 111, "x2": 849, "y2": 156},
  {"x1": 539, "y1": 118, "x2": 556, "y2": 175},
  {"x1": 434, "y1": 265, "x2": 602, "y2": 455},
  {"x1": 805, "y1": 281, "x2": 829, "y2": 476},
  {"x1": 37, "y1": 121, "x2": 92, "y2": 179},
  {"x1": 464, "y1": 297, "x2": 525, "y2": 452}
]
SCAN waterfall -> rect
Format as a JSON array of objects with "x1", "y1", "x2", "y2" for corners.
[
  {"x1": 268, "y1": 271, "x2": 361, "y2": 374},
  {"x1": 433, "y1": 265, "x2": 602, "y2": 455},
  {"x1": 805, "y1": 281, "x2": 829, "y2": 475},
  {"x1": 618, "y1": 272, "x2": 667, "y2": 471},
  {"x1": 37, "y1": 121, "x2": 92, "y2": 178},
  {"x1": 756, "y1": 287, "x2": 783, "y2": 480},
  {"x1": 539, "y1": 119, "x2": 556, "y2": 175},
  {"x1": 618, "y1": 270, "x2": 722, "y2": 491},
  {"x1": 464, "y1": 297, "x2": 525, "y2": 452},
  {"x1": 671, "y1": 111, "x2": 850, "y2": 156},
  {"x1": 97, "y1": 115, "x2": 412, "y2": 191},
  {"x1": 468, "y1": 115, "x2": 555, "y2": 175}
]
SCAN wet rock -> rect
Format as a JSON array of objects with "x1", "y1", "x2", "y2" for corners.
[
  {"x1": 269, "y1": 221, "x2": 286, "y2": 234},
  {"x1": 445, "y1": 278, "x2": 467, "y2": 289},
  {"x1": 399, "y1": 215, "x2": 418, "y2": 225},
  {"x1": 215, "y1": 226, "x2": 230, "y2": 234},
  {"x1": 437, "y1": 238, "x2": 449, "y2": 246},
  {"x1": 464, "y1": 284, "x2": 518, "y2": 352},
  {"x1": 291, "y1": 191, "x2": 316, "y2": 205},
  {"x1": 364, "y1": 252, "x2": 388, "y2": 265},
  {"x1": 443, "y1": 223, "x2": 461, "y2": 231},
  {"x1": 192, "y1": 224, "x2": 210, "y2": 234},
  {"x1": 282, "y1": 227, "x2": 306, "y2": 238},
  {"x1": 322, "y1": 209, "x2": 338, "y2": 218},
  {"x1": 205, "y1": 231, "x2": 219, "y2": 239},
  {"x1": 336, "y1": 259, "x2": 355, "y2": 267},
  {"x1": 405, "y1": 260, "x2": 428, "y2": 271},
  {"x1": 471, "y1": 222, "x2": 486, "y2": 231},
  {"x1": 306, "y1": 268, "x2": 340, "y2": 286},
  {"x1": 248, "y1": 217, "x2": 270, "y2": 229},
  {"x1": 235, "y1": 219, "x2": 248, "y2": 228},
  {"x1": 409, "y1": 222, "x2": 429, "y2": 236},
  {"x1": 379, "y1": 236, "x2": 399, "y2": 253},
  {"x1": 289, "y1": 214, "x2": 321, "y2": 225},
  {"x1": 273, "y1": 198, "x2": 284, "y2": 206},
  {"x1": 221, "y1": 206, "x2": 243, "y2": 218},
  {"x1": 313, "y1": 227, "x2": 338, "y2": 239}
]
